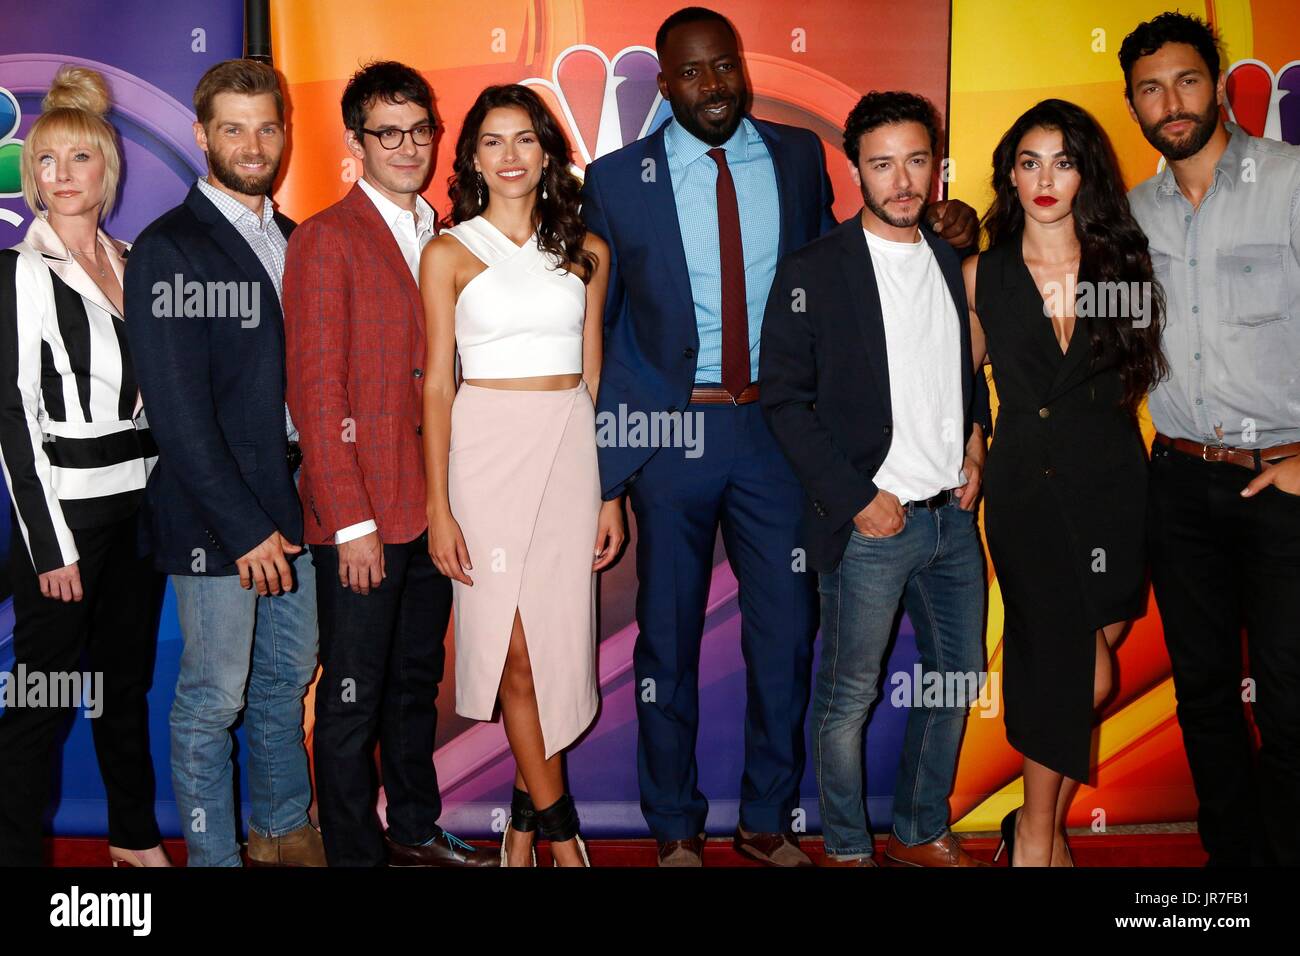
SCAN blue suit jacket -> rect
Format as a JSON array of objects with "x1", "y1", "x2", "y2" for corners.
[
  {"x1": 581, "y1": 115, "x2": 835, "y2": 499},
  {"x1": 124, "y1": 185, "x2": 303, "y2": 575}
]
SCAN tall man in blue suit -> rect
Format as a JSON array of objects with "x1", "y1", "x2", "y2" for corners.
[
  {"x1": 581, "y1": 6, "x2": 978, "y2": 866},
  {"x1": 125, "y1": 60, "x2": 322, "y2": 868}
]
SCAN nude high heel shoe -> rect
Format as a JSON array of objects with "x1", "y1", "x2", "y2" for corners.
[
  {"x1": 536, "y1": 794, "x2": 590, "y2": 868},
  {"x1": 109, "y1": 843, "x2": 173, "y2": 867},
  {"x1": 501, "y1": 787, "x2": 538, "y2": 867}
]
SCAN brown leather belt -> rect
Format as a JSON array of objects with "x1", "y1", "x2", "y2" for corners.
[
  {"x1": 1154, "y1": 433, "x2": 1300, "y2": 472},
  {"x1": 690, "y1": 383, "x2": 760, "y2": 405}
]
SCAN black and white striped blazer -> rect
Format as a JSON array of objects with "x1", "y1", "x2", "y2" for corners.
[{"x1": 0, "y1": 216, "x2": 156, "y2": 574}]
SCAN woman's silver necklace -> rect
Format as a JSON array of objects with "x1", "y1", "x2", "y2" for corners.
[{"x1": 69, "y1": 246, "x2": 107, "y2": 279}]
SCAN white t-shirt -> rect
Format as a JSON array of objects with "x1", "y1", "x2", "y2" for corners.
[{"x1": 863, "y1": 227, "x2": 964, "y2": 505}]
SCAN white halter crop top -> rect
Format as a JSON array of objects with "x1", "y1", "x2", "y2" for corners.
[{"x1": 443, "y1": 216, "x2": 586, "y2": 378}]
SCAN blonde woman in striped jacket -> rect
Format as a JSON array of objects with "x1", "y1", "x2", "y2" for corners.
[{"x1": 0, "y1": 66, "x2": 168, "y2": 867}]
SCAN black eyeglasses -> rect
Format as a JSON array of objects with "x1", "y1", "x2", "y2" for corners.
[{"x1": 362, "y1": 124, "x2": 436, "y2": 149}]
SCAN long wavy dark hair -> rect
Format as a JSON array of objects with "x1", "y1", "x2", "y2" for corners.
[
  {"x1": 981, "y1": 98, "x2": 1169, "y2": 412},
  {"x1": 444, "y1": 84, "x2": 596, "y2": 282}
]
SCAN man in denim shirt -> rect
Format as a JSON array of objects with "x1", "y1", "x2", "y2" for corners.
[{"x1": 1122, "y1": 12, "x2": 1300, "y2": 866}]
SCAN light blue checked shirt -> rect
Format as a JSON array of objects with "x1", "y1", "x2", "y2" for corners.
[
  {"x1": 664, "y1": 116, "x2": 780, "y2": 384},
  {"x1": 196, "y1": 178, "x2": 297, "y2": 443},
  {"x1": 1128, "y1": 123, "x2": 1300, "y2": 447}
]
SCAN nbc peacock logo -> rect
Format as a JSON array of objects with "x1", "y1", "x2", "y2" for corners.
[
  {"x1": 521, "y1": 45, "x2": 670, "y2": 176},
  {"x1": 1, "y1": 86, "x2": 24, "y2": 228},
  {"x1": 1225, "y1": 58, "x2": 1300, "y2": 145}
]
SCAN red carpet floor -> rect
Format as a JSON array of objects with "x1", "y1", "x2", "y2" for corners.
[{"x1": 47, "y1": 833, "x2": 1207, "y2": 867}]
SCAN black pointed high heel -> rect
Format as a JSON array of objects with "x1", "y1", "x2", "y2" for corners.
[{"x1": 993, "y1": 808, "x2": 1019, "y2": 865}]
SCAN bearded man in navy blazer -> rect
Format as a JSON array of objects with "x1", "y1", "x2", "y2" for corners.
[
  {"x1": 581, "y1": 6, "x2": 979, "y2": 866},
  {"x1": 126, "y1": 60, "x2": 323, "y2": 868}
]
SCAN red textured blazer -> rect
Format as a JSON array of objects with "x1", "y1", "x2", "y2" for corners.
[{"x1": 283, "y1": 183, "x2": 427, "y2": 546}]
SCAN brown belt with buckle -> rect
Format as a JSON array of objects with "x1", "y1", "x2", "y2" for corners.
[
  {"x1": 690, "y1": 383, "x2": 760, "y2": 405},
  {"x1": 1154, "y1": 433, "x2": 1300, "y2": 472}
]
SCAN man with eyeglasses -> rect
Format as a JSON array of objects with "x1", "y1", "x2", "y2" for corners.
[{"x1": 283, "y1": 60, "x2": 494, "y2": 867}]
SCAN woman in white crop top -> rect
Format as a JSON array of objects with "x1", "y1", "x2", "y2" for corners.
[{"x1": 420, "y1": 85, "x2": 623, "y2": 867}]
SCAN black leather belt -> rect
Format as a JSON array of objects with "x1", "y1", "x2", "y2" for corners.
[
  {"x1": 905, "y1": 489, "x2": 955, "y2": 512},
  {"x1": 287, "y1": 440, "x2": 303, "y2": 474}
]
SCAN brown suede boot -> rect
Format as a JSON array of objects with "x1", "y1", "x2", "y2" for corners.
[{"x1": 247, "y1": 822, "x2": 327, "y2": 867}]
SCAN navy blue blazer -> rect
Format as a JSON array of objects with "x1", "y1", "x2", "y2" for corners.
[
  {"x1": 124, "y1": 184, "x2": 303, "y2": 575},
  {"x1": 580, "y1": 115, "x2": 835, "y2": 499},
  {"x1": 760, "y1": 214, "x2": 991, "y2": 573}
]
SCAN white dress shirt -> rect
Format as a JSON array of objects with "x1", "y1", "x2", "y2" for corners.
[{"x1": 333, "y1": 177, "x2": 437, "y2": 544}]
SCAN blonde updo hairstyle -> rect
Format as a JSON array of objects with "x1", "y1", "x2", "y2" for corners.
[{"x1": 20, "y1": 66, "x2": 122, "y2": 219}]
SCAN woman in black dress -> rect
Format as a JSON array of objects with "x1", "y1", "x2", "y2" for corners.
[{"x1": 963, "y1": 100, "x2": 1168, "y2": 866}]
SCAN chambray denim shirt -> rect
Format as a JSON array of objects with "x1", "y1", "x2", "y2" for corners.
[
  {"x1": 1128, "y1": 122, "x2": 1300, "y2": 447},
  {"x1": 664, "y1": 116, "x2": 780, "y2": 384}
]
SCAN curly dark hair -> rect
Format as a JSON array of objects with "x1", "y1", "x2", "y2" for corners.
[
  {"x1": 843, "y1": 90, "x2": 942, "y2": 165},
  {"x1": 443, "y1": 84, "x2": 596, "y2": 283},
  {"x1": 1119, "y1": 12, "x2": 1222, "y2": 101},
  {"x1": 981, "y1": 98, "x2": 1169, "y2": 412},
  {"x1": 341, "y1": 60, "x2": 434, "y2": 140}
]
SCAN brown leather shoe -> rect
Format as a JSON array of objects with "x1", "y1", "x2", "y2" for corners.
[
  {"x1": 820, "y1": 853, "x2": 879, "y2": 867},
  {"x1": 733, "y1": 828, "x2": 814, "y2": 867},
  {"x1": 884, "y1": 831, "x2": 988, "y2": 867},
  {"x1": 657, "y1": 834, "x2": 706, "y2": 867},
  {"x1": 247, "y1": 822, "x2": 326, "y2": 867},
  {"x1": 385, "y1": 829, "x2": 500, "y2": 867}
]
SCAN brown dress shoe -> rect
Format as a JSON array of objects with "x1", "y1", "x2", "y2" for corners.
[
  {"x1": 820, "y1": 853, "x2": 879, "y2": 867},
  {"x1": 657, "y1": 834, "x2": 706, "y2": 867},
  {"x1": 247, "y1": 822, "x2": 327, "y2": 867},
  {"x1": 385, "y1": 829, "x2": 500, "y2": 867},
  {"x1": 733, "y1": 828, "x2": 814, "y2": 867},
  {"x1": 884, "y1": 831, "x2": 988, "y2": 867}
]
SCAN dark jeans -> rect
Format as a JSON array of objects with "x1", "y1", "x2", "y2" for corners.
[
  {"x1": 1148, "y1": 445, "x2": 1300, "y2": 866},
  {"x1": 814, "y1": 500, "x2": 985, "y2": 857},
  {"x1": 311, "y1": 531, "x2": 452, "y2": 866},
  {"x1": 0, "y1": 512, "x2": 164, "y2": 865}
]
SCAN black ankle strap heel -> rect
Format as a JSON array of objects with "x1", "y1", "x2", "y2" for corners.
[
  {"x1": 510, "y1": 787, "x2": 538, "y2": 833},
  {"x1": 535, "y1": 794, "x2": 589, "y2": 866},
  {"x1": 535, "y1": 794, "x2": 580, "y2": 842}
]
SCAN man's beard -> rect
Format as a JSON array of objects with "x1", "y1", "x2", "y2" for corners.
[
  {"x1": 208, "y1": 148, "x2": 279, "y2": 196},
  {"x1": 865, "y1": 190, "x2": 926, "y2": 229},
  {"x1": 1139, "y1": 101, "x2": 1219, "y2": 162},
  {"x1": 669, "y1": 92, "x2": 744, "y2": 147}
]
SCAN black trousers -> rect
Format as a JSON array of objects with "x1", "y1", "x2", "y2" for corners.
[
  {"x1": 1148, "y1": 445, "x2": 1300, "y2": 866},
  {"x1": 311, "y1": 532, "x2": 452, "y2": 866},
  {"x1": 0, "y1": 512, "x2": 164, "y2": 865}
]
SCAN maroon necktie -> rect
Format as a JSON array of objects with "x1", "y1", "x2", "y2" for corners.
[{"x1": 708, "y1": 147, "x2": 749, "y2": 400}]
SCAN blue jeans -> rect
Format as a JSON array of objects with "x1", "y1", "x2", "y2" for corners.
[
  {"x1": 169, "y1": 554, "x2": 318, "y2": 867},
  {"x1": 814, "y1": 499, "x2": 985, "y2": 858}
]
